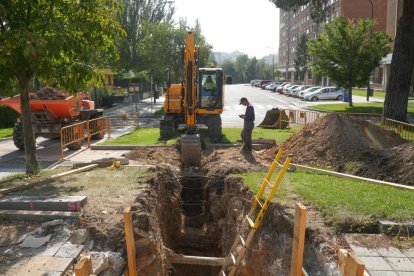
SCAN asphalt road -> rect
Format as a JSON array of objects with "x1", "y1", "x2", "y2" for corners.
[{"x1": 222, "y1": 84, "x2": 350, "y2": 127}]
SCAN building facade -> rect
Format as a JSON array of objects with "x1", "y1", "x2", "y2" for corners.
[{"x1": 278, "y1": 0, "x2": 389, "y2": 87}]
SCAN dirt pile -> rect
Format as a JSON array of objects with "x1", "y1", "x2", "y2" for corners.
[
  {"x1": 30, "y1": 86, "x2": 68, "y2": 100},
  {"x1": 264, "y1": 113, "x2": 405, "y2": 167},
  {"x1": 126, "y1": 147, "x2": 180, "y2": 167},
  {"x1": 355, "y1": 141, "x2": 414, "y2": 185}
]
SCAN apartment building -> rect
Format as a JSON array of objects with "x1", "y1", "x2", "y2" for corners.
[{"x1": 278, "y1": 0, "x2": 388, "y2": 86}]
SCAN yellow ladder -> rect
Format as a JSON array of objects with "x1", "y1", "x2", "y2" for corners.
[{"x1": 219, "y1": 150, "x2": 292, "y2": 276}]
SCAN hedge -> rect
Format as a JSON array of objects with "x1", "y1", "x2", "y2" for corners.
[{"x1": 0, "y1": 106, "x2": 19, "y2": 128}]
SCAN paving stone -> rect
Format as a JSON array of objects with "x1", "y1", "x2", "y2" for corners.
[
  {"x1": 401, "y1": 248, "x2": 414, "y2": 258},
  {"x1": 348, "y1": 245, "x2": 379, "y2": 257},
  {"x1": 54, "y1": 242, "x2": 84, "y2": 259},
  {"x1": 376, "y1": 247, "x2": 407, "y2": 258},
  {"x1": 11, "y1": 256, "x2": 73, "y2": 274},
  {"x1": 364, "y1": 271, "x2": 398, "y2": 276},
  {"x1": 20, "y1": 234, "x2": 52, "y2": 248},
  {"x1": 359, "y1": 256, "x2": 393, "y2": 271},
  {"x1": 39, "y1": 242, "x2": 65, "y2": 257},
  {"x1": 396, "y1": 272, "x2": 414, "y2": 276},
  {"x1": 384, "y1": 257, "x2": 414, "y2": 271}
]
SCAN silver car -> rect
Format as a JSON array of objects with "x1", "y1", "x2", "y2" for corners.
[
  {"x1": 298, "y1": 86, "x2": 321, "y2": 98},
  {"x1": 283, "y1": 85, "x2": 300, "y2": 95},
  {"x1": 290, "y1": 85, "x2": 313, "y2": 97},
  {"x1": 303, "y1": 87, "x2": 344, "y2": 101}
]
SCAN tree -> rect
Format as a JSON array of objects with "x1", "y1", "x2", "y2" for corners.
[
  {"x1": 235, "y1": 55, "x2": 250, "y2": 83},
  {"x1": 383, "y1": 0, "x2": 414, "y2": 122},
  {"x1": 308, "y1": 17, "x2": 390, "y2": 106},
  {"x1": 269, "y1": 0, "x2": 414, "y2": 121},
  {"x1": 0, "y1": 1, "x2": 124, "y2": 174},
  {"x1": 117, "y1": 0, "x2": 174, "y2": 71},
  {"x1": 294, "y1": 33, "x2": 309, "y2": 82}
]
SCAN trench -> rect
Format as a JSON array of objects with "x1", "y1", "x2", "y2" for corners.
[{"x1": 147, "y1": 163, "x2": 328, "y2": 276}]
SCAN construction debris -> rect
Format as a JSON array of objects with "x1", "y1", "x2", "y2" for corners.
[{"x1": 20, "y1": 234, "x2": 52, "y2": 248}]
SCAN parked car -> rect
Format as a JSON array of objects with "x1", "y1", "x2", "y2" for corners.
[
  {"x1": 290, "y1": 85, "x2": 313, "y2": 97},
  {"x1": 259, "y1": 80, "x2": 271, "y2": 89},
  {"x1": 266, "y1": 81, "x2": 284, "y2": 91},
  {"x1": 276, "y1": 83, "x2": 292, "y2": 93},
  {"x1": 303, "y1": 87, "x2": 344, "y2": 101},
  {"x1": 298, "y1": 86, "x2": 321, "y2": 98},
  {"x1": 250, "y1": 79, "x2": 259, "y2": 87},
  {"x1": 283, "y1": 85, "x2": 300, "y2": 95}
]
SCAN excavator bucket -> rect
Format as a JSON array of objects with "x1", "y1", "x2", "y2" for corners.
[
  {"x1": 258, "y1": 108, "x2": 289, "y2": 129},
  {"x1": 180, "y1": 134, "x2": 201, "y2": 166}
]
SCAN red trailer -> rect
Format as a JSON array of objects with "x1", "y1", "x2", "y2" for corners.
[{"x1": 0, "y1": 93, "x2": 103, "y2": 150}]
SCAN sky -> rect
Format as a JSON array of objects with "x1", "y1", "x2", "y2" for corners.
[{"x1": 172, "y1": 0, "x2": 280, "y2": 58}]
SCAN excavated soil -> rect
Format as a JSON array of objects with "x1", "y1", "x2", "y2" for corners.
[
  {"x1": 29, "y1": 86, "x2": 68, "y2": 100},
  {"x1": 261, "y1": 113, "x2": 413, "y2": 185},
  {"x1": 126, "y1": 147, "x2": 180, "y2": 166}
]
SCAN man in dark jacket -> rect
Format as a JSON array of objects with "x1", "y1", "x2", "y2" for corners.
[{"x1": 239, "y1": 97, "x2": 255, "y2": 152}]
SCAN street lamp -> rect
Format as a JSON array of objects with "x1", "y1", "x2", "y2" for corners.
[
  {"x1": 266, "y1": 46, "x2": 276, "y2": 80},
  {"x1": 367, "y1": 0, "x2": 374, "y2": 101}
]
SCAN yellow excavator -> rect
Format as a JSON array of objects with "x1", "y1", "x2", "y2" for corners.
[{"x1": 161, "y1": 31, "x2": 225, "y2": 166}]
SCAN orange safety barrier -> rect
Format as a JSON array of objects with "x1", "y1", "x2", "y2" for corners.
[
  {"x1": 60, "y1": 116, "x2": 111, "y2": 159},
  {"x1": 383, "y1": 118, "x2": 414, "y2": 141}
]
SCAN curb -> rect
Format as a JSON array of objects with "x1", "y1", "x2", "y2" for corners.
[{"x1": 90, "y1": 144, "x2": 172, "y2": 150}]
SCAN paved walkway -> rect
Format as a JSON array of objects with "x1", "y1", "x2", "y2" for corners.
[{"x1": 345, "y1": 234, "x2": 414, "y2": 275}]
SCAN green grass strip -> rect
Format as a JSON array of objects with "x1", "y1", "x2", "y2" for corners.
[{"x1": 0, "y1": 128, "x2": 13, "y2": 138}]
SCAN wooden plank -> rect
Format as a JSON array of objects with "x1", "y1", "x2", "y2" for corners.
[
  {"x1": 124, "y1": 206, "x2": 137, "y2": 276},
  {"x1": 0, "y1": 195, "x2": 87, "y2": 211},
  {"x1": 290, "y1": 202, "x2": 307, "y2": 276},
  {"x1": 169, "y1": 255, "x2": 224, "y2": 266},
  {"x1": 0, "y1": 164, "x2": 98, "y2": 196},
  {"x1": 0, "y1": 210, "x2": 80, "y2": 221},
  {"x1": 338, "y1": 249, "x2": 348, "y2": 274},
  {"x1": 292, "y1": 163, "x2": 414, "y2": 191},
  {"x1": 75, "y1": 256, "x2": 92, "y2": 276},
  {"x1": 344, "y1": 252, "x2": 365, "y2": 276}
]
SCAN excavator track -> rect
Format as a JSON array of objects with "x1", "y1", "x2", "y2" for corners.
[{"x1": 181, "y1": 134, "x2": 201, "y2": 166}]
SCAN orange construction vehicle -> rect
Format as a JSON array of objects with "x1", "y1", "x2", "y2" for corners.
[
  {"x1": 161, "y1": 31, "x2": 225, "y2": 166},
  {"x1": 0, "y1": 93, "x2": 103, "y2": 150}
]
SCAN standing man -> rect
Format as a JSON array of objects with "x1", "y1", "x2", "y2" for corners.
[{"x1": 239, "y1": 97, "x2": 255, "y2": 152}]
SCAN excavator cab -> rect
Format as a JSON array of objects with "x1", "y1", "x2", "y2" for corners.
[{"x1": 198, "y1": 68, "x2": 224, "y2": 110}]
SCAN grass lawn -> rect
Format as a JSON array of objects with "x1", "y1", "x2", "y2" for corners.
[
  {"x1": 235, "y1": 169, "x2": 414, "y2": 230},
  {"x1": 0, "y1": 128, "x2": 13, "y2": 138},
  {"x1": 103, "y1": 126, "x2": 302, "y2": 145},
  {"x1": 351, "y1": 89, "x2": 413, "y2": 100},
  {"x1": 311, "y1": 102, "x2": 414, "y2": 117}
]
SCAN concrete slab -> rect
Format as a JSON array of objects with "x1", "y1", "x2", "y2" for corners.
[
  {"x1": 384, "y1": 257, "x2": 414, "y2": 271},
  {"x1": 54, "y1": 242, "x2": 84, "y2": 259},
  {"x1": 21, "y1": 234, "x2": 52, "y2": 248},
  {"x1": 402, "y1": 248, "x2": 414, "y2": 258},
  {"x1": 376, "y1": 247, "x2": 407, "y2": 258},
  {"x1": 0, "y1": 195, "x2": 87, "y2": 212},
  {"x1": 349, "y1": 245, "x2": 380, "y2": 257},
  {"x1": 365, "y1": 271, "x2": 398, "y2": 276},
  {"x1": 39, "y1": 242, "x2": 66, "y2": 257},
  {"x1": 0, "y1": 210, "x2": 80, "y2": 221},
  {"x1": 359, "y1": 256, "x2": 393, "y2": 271},
  {"x1": 6, "y1": 256, "x2": 73, "y2": 275}
]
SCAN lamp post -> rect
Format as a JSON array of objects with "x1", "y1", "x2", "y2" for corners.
[
  {"x1": 367, "y1": 0, "x2": 374, "y2": 101},
  {"x1": 266, "y1": 46, "x2": 276, "y2": 80}
]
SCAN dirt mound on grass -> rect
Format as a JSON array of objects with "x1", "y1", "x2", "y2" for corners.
[
  {"x1": 354, "y1": 141, "x2": 414, "y2": 185},
  {"x1": 263, "y1": 113, "x2": 406, "y2": 167},
  {"x1": 126, "y1": 147, "x2": 180, "y2": 167}
]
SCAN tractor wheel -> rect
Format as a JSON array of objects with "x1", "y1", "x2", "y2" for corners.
[
  {"x1": 207, "y1": 115, "x2": 223, "y2": 143},
  {"x1": 13, "y1": 121, "x2": 25, "y2": 150}
]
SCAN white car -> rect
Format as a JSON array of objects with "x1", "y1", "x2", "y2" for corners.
[
  {"x1": 290, "y1": 85, "x2": 313, "y2": 97},
  {"x1": 284, "y1": 85, "x2": 300, "y2": 95},
  {"x1": 298, "y1": 86, "x2": 321, "y2": 98},
  {"x1": 303, "y1": 87, "x2": 344, "y2": 101},
  {"x1": 266, "y1": 81, "x2": 284, "y2": 91}
]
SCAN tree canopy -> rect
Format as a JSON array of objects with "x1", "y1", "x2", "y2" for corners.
[
  {"x1": 308, "y1": 16, "x2": 391, "y2": 106},
  {"x1": 0, "y1": 0, "x2": 124, "y2": 173}
]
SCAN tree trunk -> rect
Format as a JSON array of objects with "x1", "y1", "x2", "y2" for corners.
[
  {"x1": 349, "y1": 86, "x2": 353, "y2": 107},
  {"x1": 18, "y1": 73, "x2": 40, "y2": 174},
  {"x1": 384, "y1": 0, "x2": 414, "y2": 122}
]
